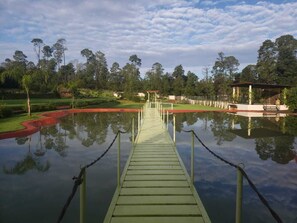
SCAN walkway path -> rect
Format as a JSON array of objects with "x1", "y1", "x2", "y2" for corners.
[{"x1": 104, "y1": 106, "x2": 211, "y2": 223}]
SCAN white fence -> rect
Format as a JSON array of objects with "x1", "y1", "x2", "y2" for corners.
[{"x1": 188, "y1": 99, "x2": 229, "y2": 109}]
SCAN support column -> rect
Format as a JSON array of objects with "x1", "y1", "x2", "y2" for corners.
[
  {"x1": 248, "y1": 85, "x2": 252, "y2": 105},
  {"x1": 232, "y1": 87, "x2": 236, "y2": 103}
]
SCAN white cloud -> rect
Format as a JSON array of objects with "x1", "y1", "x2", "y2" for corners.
[{"x1": 0, "y1": 0, "x2": 296, "y2": 77}]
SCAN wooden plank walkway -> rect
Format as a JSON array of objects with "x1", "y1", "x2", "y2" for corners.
[{"x1": 104, "y1": 106, "x2": 211, "y2": 223}]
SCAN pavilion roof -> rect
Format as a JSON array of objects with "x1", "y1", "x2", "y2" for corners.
[{"x1": 230, "y1": 82, "x2": 292, "y2": 89}]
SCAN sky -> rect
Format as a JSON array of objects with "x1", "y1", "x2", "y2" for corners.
[{"x1": 0, "y1": 0, "x2": 296, "y2": 78}]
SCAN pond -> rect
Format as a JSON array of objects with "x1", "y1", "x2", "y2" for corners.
[
  {"x1": 0, "y1": 112, "x2": 136, "y2": 223},
  {"x1": 173, "y1": 112, "x2": 297, "y2": 223},
  {"x1": 0, "y1": 112, "x2": 296, "y2": 223}
]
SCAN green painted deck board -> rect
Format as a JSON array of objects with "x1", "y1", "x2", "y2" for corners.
[
  {"x1": 126, "y1": 169, "x2": 184, "y2": 175},
  {"x1": 128, "y1": 165, "x2": 182, "y2": 170},
  {"x1": 111, "y1": 216, "x2": 205, "y2": 223},
  {"x1": 113, "y1": 205, "x2": 201, "y2": 216},
  {"x1": 123, "y1": 180, "x2": 189, "y2": 187},
  {"x1": 131, "y1": 158, "x2": 179, "y2": 162},
  {"x1": 132, "y1": 154, "x2": 176, "y2": 157},
  {"x1": 129, "y1": 161, "x2": 180, "y2": 166},
  {"x1": 120, "y1": 187, "x2": 193, "y2": 195},
  {"x1": 117, "y1": 195, "x2": 196, "y2": 204},
  {"x1": 104, "y1": 106, "x2": 211, "y2": 223},
  {"x1": 124, "y1": 174, "x2": 187, "y2": 181}
]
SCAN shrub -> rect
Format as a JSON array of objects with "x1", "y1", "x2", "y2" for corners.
[
  {"x1": 0, "y1": 104, "x2": 13, "y2": 118},
  {"x1": 287, "y1": 87, "x2": 297, "y2": 112}
]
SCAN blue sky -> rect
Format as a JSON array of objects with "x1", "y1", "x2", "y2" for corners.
[{"x1": 0, "y1": 0, "x2": 296, "y2": 77}]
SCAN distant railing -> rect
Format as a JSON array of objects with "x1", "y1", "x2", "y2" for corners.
[{"x1": 188, "y1": 99, "x2": 229, "y2": 109}]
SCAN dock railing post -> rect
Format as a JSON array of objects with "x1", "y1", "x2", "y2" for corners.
[
  {"x1": 236, "y1": 166, "x2": 243, "y2": 223},
  {"x1": 132, "y1": 118, "x2": 134, "y2": 145},
  {"x1": 117, "y1": 132, "x2": 121, "y2": 188},
  {"x1": 173, "y1": 114, "x2": 176, "y2": 144},
  {"x1": 166, "y1": 111, "x2": 169, "y2": 130},
  {"x1": 80, "y1": 168, "x2": 86, "y2": 223},
  {"x1": 138, "y1": 111, "x2": 140, "y2": 133},
  {"x1": 191, "y1": 131, "x2": 194, "y2": 186}
]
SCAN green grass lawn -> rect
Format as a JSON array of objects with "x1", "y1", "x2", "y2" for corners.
[
  {"x1": 0, "y1": 99, "x2": 144, "y2": 133},
  {"x1": 0, "y1": 100, "x2": 218, "y2": 134},
  {"x1": 172, "y1": 103, "x2": 221, "y2": 111},
  {"x1": 0, "y1": 113, "x2": 41, "y2": 133},
  {"x1": 2, "y1": 98, "x2": 104, "y2": 107}
]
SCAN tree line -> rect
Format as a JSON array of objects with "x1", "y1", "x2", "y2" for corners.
[{"x1": 1, "y1": 34, "x2": 296, "y2": 101}]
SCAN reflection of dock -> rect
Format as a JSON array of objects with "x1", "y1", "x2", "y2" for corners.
[
  {"x1": 230, "y1": 111, "x2": 287, "y2": 118},
  {"x1": 104, "y1": 107, "x2": 211, "y2": 223}
]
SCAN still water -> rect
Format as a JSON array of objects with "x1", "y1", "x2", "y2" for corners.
[{"x1": 0, "y1": 112, "x2": 296, "y2": 223}]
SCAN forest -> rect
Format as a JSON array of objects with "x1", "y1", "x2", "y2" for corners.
[{"x1": 0, "y1": 34, "x2": 297, "y2": 102}]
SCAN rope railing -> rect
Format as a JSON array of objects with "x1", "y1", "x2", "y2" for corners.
[
  {"x1": 56, "y1": 126, "x2": 133, "y2": 223},
  {"x1": 182, "y1": 129, "x2": 283, "y2": 223}
]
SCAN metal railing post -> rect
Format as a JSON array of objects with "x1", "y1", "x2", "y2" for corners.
[
  {"x1": 140, "y1": 108, "x2": 143, "y2": 125},
  {"x1": 80, "y1": 168, "x2": 86, "y2": 223},
  {"x1": 173, "y1": 114, "x2": 176, "y2": 144},
  {"x1": 191, "y1": 131, "x2": 194, "y2": 185},
  {"x1": 138, "y1": 111, "x2": 140, "y2": 132},
  {"x1": 117, "y1": 132, "x2": 121, "y2": 188},
  {"x1": 236, "y1": 167, "x2": 243, "y2": 223},
  {"x1": 166, "y1": 111, "x2": 169, "y2": 130},
  {"x1": 132, "y1": 118, "x2": 134, "y2": 145}
]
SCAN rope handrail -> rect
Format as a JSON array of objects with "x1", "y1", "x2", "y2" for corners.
[
  {"x1": 56, "y1": 127, "x2": 131, "y2": 223},
  {"x1": 182, "y1": 129, "x2": 283, "y2": 223}
]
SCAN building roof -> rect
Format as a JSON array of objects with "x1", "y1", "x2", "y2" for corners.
[{"x1": 230, "y1": 82, "x2": 292, "y2": 89}]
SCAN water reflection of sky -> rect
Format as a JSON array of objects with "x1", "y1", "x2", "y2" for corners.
[{"x1": 173, "y1": 113, "x2": 297, "y2": 223}]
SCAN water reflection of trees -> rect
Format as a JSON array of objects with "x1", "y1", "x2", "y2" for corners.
[
  {"x1": 174, "y1": 112, "x2": 236, "y2": 145},
  {"x1": 3, "y1": 136, "x2": 50, "y2": 175},
  {"x1": 177, "y1": 112, "x2": 297, "y2": 164},
  {"x1": 255, "y1": 136, "x2": 295, "y2": 164},
  {"x1": 41, "y1": 112, "x2": 136, "y2": 152},
  {"x1": 3, "y1": 112, "x2": 136, "y2": 175},
  {"x1": 209, "y1": 113, "x2": 236, "y2": 145}
]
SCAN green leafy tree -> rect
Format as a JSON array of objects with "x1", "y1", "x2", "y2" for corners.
[
  {"x1": 144, "y1": 62, "x2": 163, "y2": 91},
  {"x1": 257, "y1": 40, "x2": 277, "y2": 83},
  {"x1": 240, "y1": 64, "x2": 258, "y2": 82},
  {"x1": 275, "y1": 35, "x2": 297, "y2": 85},
  {"x1": 0, "y1": 51, "x2": 35, "y2": 115},
  {"x1": 59, "y1": 62, "x2": 75, "y2": 84},
  {"x1": 53, "y1": 38, "x2": 67, "y2": 69},
  {"x1": 80, "y1": 48, "x2": 96, "y2": 88},
  {"x1": 109, "y1": 62, "x2": 123, "y2": 91},
  {"x1": 1, "y1": 51, "x2": 26, "y2": 86},
  {"x1": 287, "y1": 87, "x2": 297, "y2": 111},
  {"x1": 212, "y1": 52, "x2": 239, "y2": 99},
  {"x1": 22, "y1": 74, "x2": 33, "y2": 116},
  {"x1": 172, "y1": 65, "x2": 186, "y2": 96},
  {"x1": 198, "y1": 67, "x2": 215, "y2": 99},
  {"x1": 161, "y1": 73, "x2": 172, "y2": 95},
  {"x1": 31, "y1": 38, "x2": 44, "y2": 66},
  {"x1": 184, "y1": 71, "x2": 198, "y2": 96},
  {"x1": 94, "y1": 51, "x2": 108, "y2": 90},
  {"x1": 122, "y1": 55, "x2": 142, "y2": 98}
]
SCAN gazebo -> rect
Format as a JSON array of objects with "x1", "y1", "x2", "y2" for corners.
[
  {"x1": 146, "y1": 90, "x2": 159, "y2": 103},
  {"x1": 229, "y1": 82, "x2": 291, "y2": 111}
]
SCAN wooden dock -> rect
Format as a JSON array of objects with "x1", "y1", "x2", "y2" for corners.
[{"x1": 104, "y1": 106, "x2": 211, "y2": 223}]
